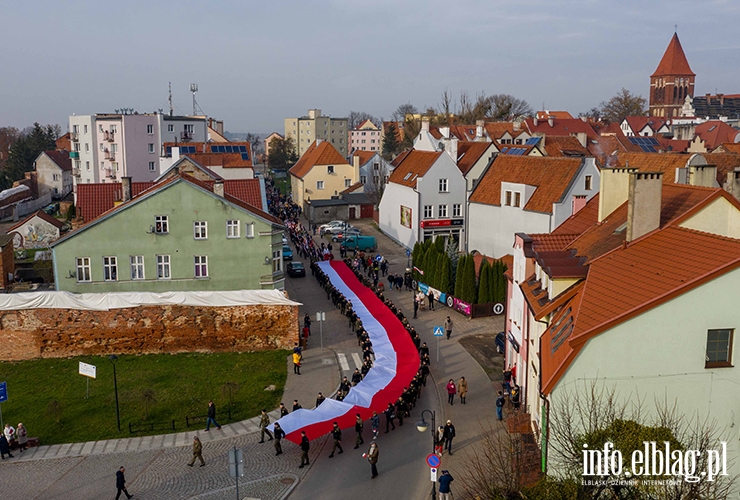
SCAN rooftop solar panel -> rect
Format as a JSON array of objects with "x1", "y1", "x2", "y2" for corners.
[
  {"x1": 241, "y1": 153, "x2": 250, "y2": 161},
  {"x1": 239, "y1": 146, "x2": 247, "y2": 153}
]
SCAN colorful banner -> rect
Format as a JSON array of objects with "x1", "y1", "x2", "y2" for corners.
[
  {"x1": 400, "y1": 206, "x2": 412, "y2": 228},
  {"x1": 269, "y1": 260, "x2": 420, "y2": 443}
]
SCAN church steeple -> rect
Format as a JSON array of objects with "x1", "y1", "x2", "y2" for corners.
[{"x1": 649, "y1": 33, "x2": 695, "y2": 118}]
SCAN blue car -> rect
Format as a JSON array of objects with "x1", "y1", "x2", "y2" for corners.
[{"x1": 282, "y1": 245, "x2": 293, "y2": 260}]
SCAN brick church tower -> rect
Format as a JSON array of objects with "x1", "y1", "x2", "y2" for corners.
[{"x1": 649, "y1": 33, "x2": 695, "y2": 118}]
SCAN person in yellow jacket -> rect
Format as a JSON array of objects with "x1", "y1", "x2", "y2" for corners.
[
  {"x1": 457, "y1": 376, "x2": 468, "y2": 404},
  {"x1": 293, "y1": 351, "x2": 302, "y2": 375}
]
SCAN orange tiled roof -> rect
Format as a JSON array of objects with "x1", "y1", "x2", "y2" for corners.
[
  {"x1": 456, "y1": 141, "x2": 494, "y2": 175},
  {"x1": 536, "y1": 111, "x2": 574, "y2": 120},
  {"x1": 613, "y1": 152, "x2": 689, "y2": 183},
  {"x1": 655, "y1": 138, "x2": 690, "y2": 153},
  {"x1": 387, "y1": 150, "x2": 442, "y2": 187},
  {"x1": 542, "y1": 136, "x2": 589, "y2": 157},
  {"x1": 652, "y1": 33, "x2": 695, "y2": 77},
  {"x1": 289, "y1": 140, "x2": 348, "y2": 179},
  {"x1": 472, "y1": 253, "x2": 511, "y2": 278},
  {"x1": 469, "y1": 156, "x2": 583, "y2": 214},
  {"x1": 529, "y1": 232, "x2": 580, "y2": 252},
  {"x1": 525, "y1": 117, "x2": 598, "y2": 139},
  {"x1": 694, "y1": 121, "x2": 740, "y2": 150},
  {"x1": 352, "y1": 150, "x2": 377, "y2": 165},
  {"x1": 341, "y1": 182, "x2": 363, "y2": 194},
  {"x1": 484, "y1": 122, "x2": 517, "y2": 140},
  {"x1": 552, "y1": 194, "x2": 600, "y2": 235},
  {"x1": 704, "y1": 153, "x2": 740, "y2": 183},
  {"x1": 714, "y1": 143, "x2": 740, "y2": 154}
]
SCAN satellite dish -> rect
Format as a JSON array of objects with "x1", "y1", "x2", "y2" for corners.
[{"x1": 438, "y1": 142, "x2": 445, "y2": 151}]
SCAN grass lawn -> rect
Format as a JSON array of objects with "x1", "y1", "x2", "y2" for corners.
[
  {"x1": 274, "y1": 176, "x2": 290, "y2": 196},
  {"x1": 0, "y1": 350, "x2": 289, "y2": 445}
]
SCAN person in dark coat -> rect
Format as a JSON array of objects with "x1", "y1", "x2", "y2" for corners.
[
  {"x1": 115, "y1": 466, "x2": 133, "y2": 499},
  {"x1": 354, "y1": 413, "x2": 365, "y2": 449},
  {"x1": 384, "y1": 403, "x2": 396, "y2": 433},
  {"x1": 351, "y1": 368, "x2": 363, "y2": 386},
  {"x1": 316, "y1": 392, "x2": 326, "y2": 407},
  {"x1": 292, "y1": 400, "x2": 302, "y2": 412},
  {"x1": 299, "y1": 431, "x2": 310, "y2": 468},
  {"x1": 329, "y1": 422, "x2": 343, "y2": 457},
  {"x1": 274, "y1": 423, "x2": 285, "y2": 455},
  {"x1": 443, "y1": 420, "x2": 456, "y2": 455},
  {"x1": 427, "y1": 290, "x2": 435, "y2": 310},
  {"x1": 438, "y1": 470, "x2": 454, "y2": 500},
  {"x1": 205, "y1": 400, "x2": 221, "y2": 431},
  {"x1": 279, "y1": 403, "x2": 289, "y2": 418},
  {"x1": 0, "y1": 434, "x2": 13, "y2": 459},
  {"x1": 366, "y1": 442, "x2": 379, "y2": 478}
]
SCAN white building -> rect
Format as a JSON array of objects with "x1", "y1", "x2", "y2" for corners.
[
  {"x1": 34, "y1": 150, "x2": 73, "y2": 200},
  {"x1": 351, "y1": 150, "x2": 394, "y2": 195}
]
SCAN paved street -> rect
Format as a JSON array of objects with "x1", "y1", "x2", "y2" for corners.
[{"x1": 0, "y1": 215, "x2": 503, "y2": 499}]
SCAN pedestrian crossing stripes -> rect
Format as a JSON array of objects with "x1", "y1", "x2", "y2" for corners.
[
  {"x1": 337, "y1": 352, "x2": 364, "y2": 373},
  {"x1": 338, "y1": 353, "x2": 350, "y2": 371}
]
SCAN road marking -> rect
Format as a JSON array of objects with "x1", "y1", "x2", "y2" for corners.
[
  {"x1": 352, "y1": 353, "x2": 362, "y2": 369},
  {"x1": 338, "y1": 353, "x2": 350, "y2": 371}
]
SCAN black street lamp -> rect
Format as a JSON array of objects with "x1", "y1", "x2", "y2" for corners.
[
  {"x1": 109, "y1": 355, "x2": 121, "y2": 432},
  {"x1": 415, "y1": 409, "x2": 436, "y2": 499}
]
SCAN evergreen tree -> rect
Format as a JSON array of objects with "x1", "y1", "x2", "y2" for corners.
[
  {"x1": 2, "y1": 123, "x2": 58, "y2": 190},
  {"x1": 434, "y1": 235, "x2": 446, "y2": 253},
  {"x1": 381, "y1": 122, "x2": 401, "y2": 160},
  {"x1": 425, "y1": 244, "x2": 439, "y2": 287},
  {"x1": 445, "y1": 238, "x2": 460, "y2": 288},
  {"x1": 437, "y1": 254, "x2": 451, "y2": 294},
  {"x1": 454, "y1": 254, "x2": 467, "y2": 298},
  {"x1": 478, "y1": 259, "x2": 491, "y2": 303},
  {"x1": 494, "y1": 260, "x2": 508, "y2": 302},
  {"x1": 461, "y1": 255, "x2": 478, "y2": 304}
]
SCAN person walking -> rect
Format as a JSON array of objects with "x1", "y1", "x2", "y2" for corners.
[
  {"x1": 259, "y1": 410, "x2": 274, "y2": 443},
  {"x1": 354, "y1": 413, "x2": 365, "y2": 449},
  {"x1": 187, "y1": 436, "x2": 205, "y2": 467},
  {"x1": 0, "y1": 434, "x2": 13, "y2": 459},
  {"x1": 16, "y1": 423, "x2": 28, "y2": 452},
  {"x1": 304, "y1": 313, "x2": 311, "y2": 335},
  {"x1": 496, "y1": 390, "x2": 506, "y2": 421},
  {"x1": 434, "y1": 426, "x2": 445, "y2": 456},
  {"x1": 279, "y1": 403, "x2": 289, "y2": 418},
  {"x1": 438, "y1": 470, "x2": 454, "y2": 500},
  {"x1": 413, "y1": 295, "x2": 419, "y2": 319},
  {"x1": 293, "y1": 350, "x2": 302, "y2": 375},
  {"x1": 273, "y1": 423, "x2": 285, "y2": 455},
  {"x1": 351, "y1": 368, "x2": 362, "y2": 386},
  {"x1": 443, "y1": 420, "x2": 456, "y2": 455},
  {"x1": 371, "y1": 411, "x2": 380, "y2": 440},
  {"x1": 205, "y1": 400, "x2": 221, "y2": 431},
  {"x1": 328, "y1": 422, "x2": 343, "y2": 458},
  {"x1": 446, "y1": 379, "x2": 457, "y2": 406},
  {"x1": 115, "y1": 466, "x2": 133, "y2": 499},
  {"x1": 384, "y1": 403, "x2": 396, "y2": 433},
  {"x1": 444, "y1": 316, "x2": 454, "y2": 340},
  {"x1": 458, "y1": 376, "x2": 468, "y2": 405},
  {"x1": 316, "y1": 392, "x2": 326, "y2": 407},
  {"x1": 292, "y1": 400, "x2": 302, "y2": 412},
  {"x1": 511, "y1": 384, "x2": 521, "y2": 411},
  {"x1": 427, "y1": 290, "x2": 435, "y2": 310},
  {"x1": 365, "y1": 442, "x2": 379, "y2": 478},
  {"x1": 298, "y1": 431, "x2": 310, "y2": 468}
]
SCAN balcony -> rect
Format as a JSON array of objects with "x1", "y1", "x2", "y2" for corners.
[
  {"x1": 180, "y1": 131, "x2": 193, "y2": 142},
  {"x1": 104, "y1": 149, "x2": 115, "y2": 161},
  {"x1": 105, "y1": 168, "x2": 117, "y2": 180},
  {"x1": 70, "y1": 132, "x2": 79, "y2": 141},
  {"x1": 69, "y1": 151, "x2": 80, "y2": 159},
  {"x1": 104, "y1": 131, "x2": 115, "y2": 142},
  {"x1": 72, "y1": 168, "x2": 81, "y2": 177}
]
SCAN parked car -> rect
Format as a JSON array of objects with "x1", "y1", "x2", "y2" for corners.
[
  {"x1": 331, "y1": 228, "x2": 362, "y2": 242},
  {"x1": 282, "y1": 245, "x2": 293, "y2": 260},
  {"x1": 282, "y1": 233, "x2": 288, "y2": 245},
  {"x1": 319, "y1": 220, "x2": 346, "y2": 233},
  {"x1": 495, "y1": 332, "x2": 505, "y2": 354},
  {"x1": 286, "y1": 261, "x2": 306, "y2": 277},
  {"x1": 341, "y1": 235, "x2": 377, "y2": 252},
  {"x1": 322, "y1": 224, "x2": 355, "y2": 236}
]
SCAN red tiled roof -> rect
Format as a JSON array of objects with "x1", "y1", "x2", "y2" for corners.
[
  {"x1": 56, "y1": 134, "x2": 71, "y2": 152},
  {"x1": 613, "y1": 152, "x2": 688, "y2": 183},
  {"x1": 552, "y1": 194, "x2": 600, "y2": 235},
  {"x1": 469, "y1": 156, "x2": 584, "y2": 214},
  {"x1": 714, "y1": 143, "x2": 740, "y2": 154},
  {"x1": 655, "y1": 138, "x2": 690, "y2": 153},
  {"x1": 390, "y1": 149, "x2": 411, "y2": 167},
  {"x1": 525, "y1": 117, "x2": 598, "y2": 139},
  {"x1": 387, "y1": 150, "x2": 442, "y2": 187},
  {"x1": 341, "y1": 182, "x2": 363, "y2": 194},
  {"x1": 44, "y1": 150, "x2": 72, "y2": 172},
  {"x1": 6, "y1": 210, "x2": 65, "y2": 232},
  {"x1": 535, "y1": 111, "x2": 574, "y2": 120},
  {"x1": 694, "y1": 121, "x2": 740, "y2": 150},
  {"x1": 652, "y1": 33, "x2": 695, "y2": 77},
  {"x1": 484, "y1": 122, "x2": 517, "y2": 140},
  {"x1": 472, "y1": 253, "x2": 511, "y2": 278},
  {"x1": 352, "y1": 150, "x2": 377, "y2": 165},
  {"x1": 529, "y1": 232, "x2": 580, "y2": 252},
  {"x1": 704, "y1": 153, "x2": 740, "y2": 183},
  {"x1": 586, "y1": 134, "x2": 639, "y2": 165},
  {"x1": 542, "y1": 136, "x2": 589, "y2": 157},
  {"x1": 289, "y1": 140, "x2": 348, "y2": 179},
  {"x1": 456, "y1": 141, "x2": 494, "y2": 175}
]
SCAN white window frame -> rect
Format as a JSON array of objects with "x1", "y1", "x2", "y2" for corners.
[
  {"x1": 194, "y1": 255, "x2": 208, "y2": 278},
  {"x1": 146, "y1": 124, "x2": 154, "y2": 135},
  {"x1": 424, "y1": 205, "x2": 433, "y2": 219},
  {"x1": 130, "y1": 255, "x2": 145, "y2": 280},
  {"x1": 272, "y1": 249, "x2": 282, "y2": 272},
  {"x1": 514, "y1": 192, "x2": 521, "y2": 208},
  {"x1": 317, "y1": 180, "x2": 325, "y2": 190},
  {"x1": 505, "y1": 191, "x2": 512, "y2": 206},
  {"x1": 245, "y1": 222, "x2": 255, "y2": 238},
  {"x1": 345, "y1": 179, "x2": 352, "y2": 188},
  {"x1": 184, "y1": 124, "x2": 195, "y2": 133},
  {"x1": 149, "y1": 161, "x2": 156, "y2": 172},
  {"x1": 103, "y1": 256, "x2": 118, "y2": 281},
  {"x1": 168, "y1": 124, "x2": 174, "y2": 132},
  {"x1": 193, "y1": 221, "x2": 208, "y2": 240},
  {"x1": 148, "y1": 143, "x2": 155, "y2": 154},
  {"x1": 453, "y1": 204, "x2": 462, "y2": 218},
  {"x1": 439, "y1": 179, "x2": 449, "y2": 193},
  {"x1": 156, "y1": 254, "x2": 171, "y2": 279},
  {"x1": 155, "y1": 215, "x2": 169, "y2": 234},
  {"x1": 226, "y1": 220, "x2": 240, "y2": 238},
  {"x1": 438, "y1": 204, "x2": 448, "y2": 218},
  {"x1": 76, "y1": 257, "x2": 91, "y2": 282}
]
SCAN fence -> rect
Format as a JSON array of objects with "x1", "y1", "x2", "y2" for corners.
[
  {"x1": 185, "y1": 406, "x2": 233, "y2": 428},
  {"x1": 129, "y1": 419, "x2": 176, "y2": 434}
]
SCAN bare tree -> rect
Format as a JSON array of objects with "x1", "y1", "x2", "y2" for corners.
[
  {"x1": 486, "y1": 94, "x2": 533, "y2": 121},
  {"x1": 348, "y1": 111, "x2": 379, "y2": 130},
  {"x1": 392, "y1": 103, "x2": 418, "y2": 122},
  {"x1": 245, "y1": 133, "x2": 261, "y2": 157},
  {"x1": 599, "y1": 88, "x2": 647, "y2": 123},
  {"x1": 141, "y1": 388, "x2": 156, "y2": 420},
  {"x1": 438, "y1": 90, "x2": 453, "y2": 125}
]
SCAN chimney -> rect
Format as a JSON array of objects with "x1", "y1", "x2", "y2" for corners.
[
  {"x1": 688, "y1": 164, "x2": 717, "y2": 187},
  {"x1": 352, "y1": 153, "x2": 360, "y2": 183},
  {"x1": 213, "y1": 179, "x2": 224, "y2": 198},
  {"x1": 121, "y1": 176, "x2": 132, "y2": 202},
  {"x1": 316, "y1": 138, "x2": 322, "y2": 146},
  {"x1": 727, "y1": 170, "x2": 740, "y2": 201},
  {"x1": 443, "y1": 137, "x2": 459, "y2": 164},
  {"x1": 475, "y1": 120, "x2": 484, "y2": 139},
  {"x1": 627, "y1": 172, "x2": 663, "y2": 242},
  {"x1": 718, "y1": 94, "x2": 724, "y2": 106},
  {"x1": 439, "y1": 126, "x2": 450, "y2": 139},
  {"x1": 598, "y1": 167, "x2": 637, "y2": 222},
  {"x1": 706, "y1": 93, "x2": 712, "y2": 103},
  {"x1": 513, "y1": 120, "x2": 521, "y2": 131},
  {"x1": 533, "y1": 116, "x2": 539, "y2": 127},
  {"x1": 421, "y1": 118, "x2": 430, "y2": 132},
  {"x1": 547, "y1": 115, "x2": 554, "y2": 127}
]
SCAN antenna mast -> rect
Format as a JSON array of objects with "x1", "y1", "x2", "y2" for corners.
[
  {"x1": 190, "y1": 83, "x2": 203, "y2": 116},
  {"x1": 168, "y1": 82, "x2": 173, "y2": 116}
]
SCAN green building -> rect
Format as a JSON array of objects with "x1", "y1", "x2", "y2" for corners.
[{"x1": 52, "y1": 175, "x2": 286, "y2": 292}]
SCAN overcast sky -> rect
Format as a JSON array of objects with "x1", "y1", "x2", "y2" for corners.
[{"x1": 1, "y1": 0, "x2": 739, "y2": 134}]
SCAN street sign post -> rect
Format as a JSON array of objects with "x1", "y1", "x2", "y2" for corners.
[
  {"x1": 430, "y1": 467, "x2": 438, "y2": 482},
  {"x1": 0, "y1": 381, "x2": 6, "y2": 430},
  {"x1": 79, "y1": 362, "x2": 97, "y2": 399},
  {"x1": 228, "y1": 447, "x2": 244, "y2": 500},
  {"x1": 433, "y1": 326, "x2": 444, "y2": 362},
  {"x1": 426, "y1": 453, "x2": 441, "y2": 468},
  {"x1": 316, "y1": 312, "x2": 326, "y2": 350}
]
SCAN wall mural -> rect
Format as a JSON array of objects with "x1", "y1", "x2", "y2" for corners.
[{"x1": 12, "y1": 220, "x2": 59, "y2": 248}]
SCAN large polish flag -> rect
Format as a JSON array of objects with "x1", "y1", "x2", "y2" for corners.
[{"x1": 269, "y1": 260, "x2": 420, "y2": 444}]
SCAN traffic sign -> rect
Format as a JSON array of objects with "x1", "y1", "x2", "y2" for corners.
[
  {"x1": 430, "y1": 467, "x2": 438, "y2": 482},
  {"x1": 493, "y1": 302, "x2": 505, "y2": 315},
  {"x1": 426, "y1": 453, "x2": 441, "y2": 468},
  {"x1": 0, "y1": 381, "x2": 6, "y2": 403},
  {"x1": 433, "y1": 326, "x2": 444, "y2": 337},
  {"x1": 406, "y1": 249, "x2": 411, "y2": 257},
  {"x1": 228, "y1": 447, "x2": 244, "y2": 477}
]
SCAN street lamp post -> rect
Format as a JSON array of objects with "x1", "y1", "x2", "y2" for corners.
[
  {"x1": 109, "y1": 355, "x2": 121, "y2": 432},
  {"x1": 416, "y1": 409, "x2": 436, "y2": 499}
]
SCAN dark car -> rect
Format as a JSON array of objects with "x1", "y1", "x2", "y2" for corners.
[
  {"x1": 495, "y1": 332, "x2": 505, "y2": 354},
  {"x1": 286, "y1": 261, "x2": 306, "y2": 277}
]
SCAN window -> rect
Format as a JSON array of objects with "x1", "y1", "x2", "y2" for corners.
[
  {"x1": 316, "y1": 180, "x2": 325, "y2": 190},
  {"x1": 706, "y1": 329, "x2": 734, "y2": 368},
  {"x1": 85, "y1": 143, "x2": 89, "y2": 153},
  {"x1": 245, "y1": 222, "x2": 255, "y2": 238},
  {"x1": 453, "y1": 204, "x2": 462, "y2": 217},
  {"x1": 505, "y1": 191, "x2": 512, "y2": 206},
  {"x1": 439, "y1": 179, "x2": 449, "y2": 192},
  {"x1": 111, "y1": 162, "x2": 118, "y2": 172},
  {"x1": 168, "y1": 124, "x2": 174, "y2": 132},
  {"x1": 74, "y1": 142, "x2": 80, "y2": 152},
  {"x1": 345, "y1": 179, "x2": 352, "y2": 188},
  {"x1": 184, "y1": 124, "x2": 194, "y2": 133},
  {"x1": 75, "y1": 160, "x2": 81, "y2": 170},
  {"x1": 83, "y1": 125, "x2": 88, "y2": 134},
  {"x1": 156, "y1": 255, "x2": 171, "y2": 279},
  {"x1": 327, "y1": 165, "x2": 334, "y2": 174},
  {"x1": 272, "y1": 249, "x2": 282, "y2": 272},
  {"x1": 73, "y1": 125, "x2": 79, "y2": 134},
  {"x1": 111, "y1": 144, "x2": 118, "y2": 153},
  {"x1": 514, "y1": 192, "x2": 521, "y2": 207},
  {"x1": 361, "y1": 175, "x2": 367, "y2": 184},
  {"x1": 194, "y1": 256, "x2": 208, "y2": 278},
  {"x1": 149, "y1": 161, "x2": 156, "y2": 171},
  {"x1": 226, "y1": 220, "x2": 240, "y2": 238},
  {"x1": 585, "y1": 175, "x2": 592, "y2": 190},
  {"x1": 86, "y1": 161, "x2": 90, "y2": 171},
  {"x1": 99, "y1": 125, "x2": 104, "y2": 133},
  {"x1": 100, "y1": 162, "x2": 105, "y2": 171},
  {"x1": 147, "y1": 124, "x2": 154, "y2": 134},
  {"x1": 130, "y1": 255, "x2": 145, "y2": 280},
  {"x1": 110, "y1": 125, "x2": 117, "y2": 133},
  {"x1": 52, "y1": 174, "x2": 60, "y2": 181},
  {"x1": 193, "y1": 221, "x2": 208, "y2": 239},
  {"x1": 155, "y1": 215, "x2": 169, "y2": 234},
  {"x1": 438, "y1": 204, "x2": 448, "y2": 218},
  {"x1": 76, "y1": 257, "x2": 91, "y2": 282},
  {"x1": 100, "y1": 143, "x2": 104, "y2": 152},
  {"x1": 424, "y1": 205, "x2": 433, "y2": 218},
  {"x1": 103, "y1": 256, "x2": 118, "y2": 281},
  {"x1": 148, "y1": 143, "x2": 155, "y2": 153}
]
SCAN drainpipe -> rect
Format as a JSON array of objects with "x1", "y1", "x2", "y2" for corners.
[{"x1": 537, "y1": 320, "x2": 550, "y2": 474}]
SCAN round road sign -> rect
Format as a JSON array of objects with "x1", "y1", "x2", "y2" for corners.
[
  {"x1": 493, "y1": 302, "x2": 505, "y2": 315},
  {"x1": 426, "y1": 453, "x2": 441, "y2": 468}
]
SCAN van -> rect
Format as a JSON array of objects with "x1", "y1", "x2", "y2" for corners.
[{"x1": 342, "y1": 235, "x2": 377, "y2": 252}]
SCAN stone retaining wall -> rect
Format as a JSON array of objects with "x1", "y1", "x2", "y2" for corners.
[{"x1": 0, "y1": 303, "x2": 298, "y2": 361}]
